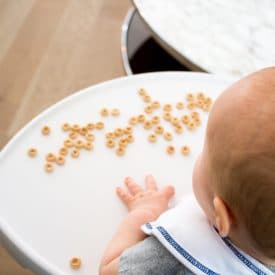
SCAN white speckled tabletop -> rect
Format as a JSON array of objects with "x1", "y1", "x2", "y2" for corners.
[{"x1": 133, "y1": 0, "x2": 275, "y2": 78}]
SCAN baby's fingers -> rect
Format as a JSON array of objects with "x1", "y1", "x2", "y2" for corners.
[
  {"x1": 124, "y1": 177, "x2": 143, "y2": 195},
  {"x1": 145, "y1": 175, "x2": 158, "y2": 191},
  {"x1": 161, "y1": 185, "x2": 175, "y2": 200},
  {"x1": 116, "y1": 187, "x2": 133, "y2": 205}
]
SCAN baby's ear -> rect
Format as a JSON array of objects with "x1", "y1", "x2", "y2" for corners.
[{"x1": 213, "y1": 196, "x2": 231, "y2": 237}]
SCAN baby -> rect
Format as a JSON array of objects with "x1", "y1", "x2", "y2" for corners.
[{"x1": 99, "y1": 67, "x2": 275, "y2": 274}]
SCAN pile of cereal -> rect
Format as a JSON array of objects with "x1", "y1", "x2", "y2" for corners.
[{"x1": 27, "y1": 88, "x2": 212, "y2": 174}]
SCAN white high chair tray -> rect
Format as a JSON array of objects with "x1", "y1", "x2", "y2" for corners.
[{"x1": 0, "y1": 72, "x2": 232, "y2": 275}]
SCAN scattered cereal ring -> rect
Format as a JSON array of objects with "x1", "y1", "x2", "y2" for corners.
[
  {"x1": 59, "y1": 147, "x2": 68, "y2": 156},
  {"x1": 75, "y1": 140, "x2": 84, "y2": 149},
  {"x1": 191, "y1": 111, "x2": 199, "y2": 119},
  {"x1": 166, "y1": 145, "x2": 175, "y2": 155},
  {"x1": 116, "y1": 147, "x2": 125, "y2": 156},
  {"x1": 164, "y1": 132, "x2": 173, "y2": 141},
  {"x1": 41, "y1": 126, "x2": 51, "y2": 135},
  {"x1": 111, "y1": 108, "x2": 120, "y2": 116},
  {"x1": 69, "y1": 131, "x2": 78, "y2": 140},
  {"x1": 137, "y1": 114, "x2": 145, "y2": 123},
  {"x1": 64, "y1": 139, "x2": 74, "y2": 148},
  {"x1": 71, "y1": 149, "x2": 80, "y2": 158},
  {"x1": 100, "y1": 108, "x2": 109, "y2": 116},
  {"x1": 105, "y1": 132, "x2": 115, "y2": 139},
  {"x1": 171, "y1": 117, "x2": 180, "y2": 126},
  {"x1": 163, "y1": 104, "x2": 172, "y2": 112},
  {"x1": 46, "y1": 153, "x2": 56, "y2": 162},
  {"x1": 176, "y1": 102, "x2": 184, "y2": 110},
  {"x1": 86, "y1": 123, "x2": 95, "y2": 130},
  {"x1": 95, "y1": 122, "x2": 104, "y2": 130},
  {"x1": 144, "y1": 105, "x2": 153, "y2": 114},
  {"x1": 129, "y1": 116, "x2": 138, "y2": 125},
  {"x1": 187, "y1": 102, "x2": 195, "y2": 110},
  {"x1": 204, "y1": 97, "x2": 212, "y2": 105},
  {"x1": 85, "y1": 133, "x2": 95, "y2": 141},
  {"x1": 124, "y1": 126, "x2": 132, "y2": 134},
  {"x1": 193, "y1": 117, "x2": 201, "y2": 126},
  {"x1": 72, "y1": 124, "x2": 80, "y2": 132},
  {"x1": 202, "y1": 104, "x2": 211, "y2": 112},
  {"x1": 187, "y1": 121, "x2": 196, "y2": 130},
  {"x1": 143, "y1": 95, "x2": 151, "y2": 103},
  {"x1": 115, "y1": 128, "x2": 124, "y2": 137},
  {"x1": 119, "y1": 138, "x2": 128, "y2": 148},
  {"x1": 126, "y1": 134, "x2": 134, "y2": 143},
  {"x1": 152, "y1": 101, "x2": 160, "y2": 109},
  {"x1": 163, "y1": 112, "x2": 171, "y2": 121},
  {"x1": 28, "y1": 148, "x2": 37, "y2": 157},
  {"x1": 84, "y1": 142, "x2": 93, "y2": 150},
  {"x1": 181, "y1": 115, "x2": 190, "y2": 124},
  {"x1": 44, "y1": 162, "x2": 54, "y2": 173},
  {"x1": 143, "y1": 120, "x2": 152, "y2": 129},
  {"x1": 106, "y1": 139, "x2": 115, "y2": 148},
  {"x1": 79, "y1": 127, "x2": 88, "y2": 136},
  {"x1": 181, "y1": 145, "x2": 190, "y2": 155},
  {"x1": 56, "y1": 155, "x2": 65, "y2": 165},
  {"x1": 148, "y1": 134, "x2": 157, "y2": 143},
  {"x1": 154, "y1": 125, "x2": 164, "y2": 134},
  {"x1": 151, "y1": 116, "x2": 160, "y2": 124},
  {"x1": 197, "y1": 92, "x2": 205, "y2": 101},
  {"x1": 138, "y1": 88, "x2": 147, "y2": 96},
  {"x1": 62, "y1": 123, "x2": 70, "y2": 131},
  {"x1": 175, "y1": 125, "x2": 183, "y2": 134},
  {"x1": 70, "y1": 257, "x2": 81, "y2": 270},
  {"x1": 186, "y1": 93, "x2": 194, "y2": 101},
  {"x1": 196, "y1": 100, "x2": 204, "y2": 108}
]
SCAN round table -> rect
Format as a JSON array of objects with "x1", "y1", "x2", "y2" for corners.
[{"x1": 133, "y1": 0, "x2": 275, "y2": 77}]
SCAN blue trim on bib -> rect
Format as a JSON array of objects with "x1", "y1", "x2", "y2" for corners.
[
  {"x1": 156, "y1": 225, "x2": 219, "y2": 275},
  {"x1": 145, "y1": 223, "x2": 153, "y2": 229},
  {"x1": 223, "y1": 238, "x2": 267, "y2": 275}
]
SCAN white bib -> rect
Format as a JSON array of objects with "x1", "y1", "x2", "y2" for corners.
[{"x1": 141, "y1": 195, "x2": 273, "y2": 275}]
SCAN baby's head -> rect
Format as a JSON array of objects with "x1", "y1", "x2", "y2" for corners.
[{"x1": 193, "y1": 67, "x2": 275, "y2": 263}]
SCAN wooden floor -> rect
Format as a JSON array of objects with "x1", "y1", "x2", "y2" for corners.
[{"x1": 0, "y1": 0, "x2": 130, "y2": 273}]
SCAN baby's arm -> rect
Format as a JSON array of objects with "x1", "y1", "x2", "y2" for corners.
[{"x1": 99, "y1": 175, "x2": 175, "y2": 275}]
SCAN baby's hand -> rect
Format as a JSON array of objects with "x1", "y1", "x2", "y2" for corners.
[{"x1": 116, "y1": 175, "x2": 175, "y2": 221}]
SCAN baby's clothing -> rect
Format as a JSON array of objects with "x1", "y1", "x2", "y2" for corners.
[
  {"x1": 119, "y1": 235, "x2": 194, "y2": 274},
  {"x1": 119, "y1": 236, "x2": 275, "y2": 274},
  {"x1": 119, "y1": 195, "x2": 275, "y2": 275}
]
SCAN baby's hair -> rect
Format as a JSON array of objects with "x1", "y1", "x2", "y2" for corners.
[{"x1": 212, "y1": 151, "x2": 275, "y2": 259}]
